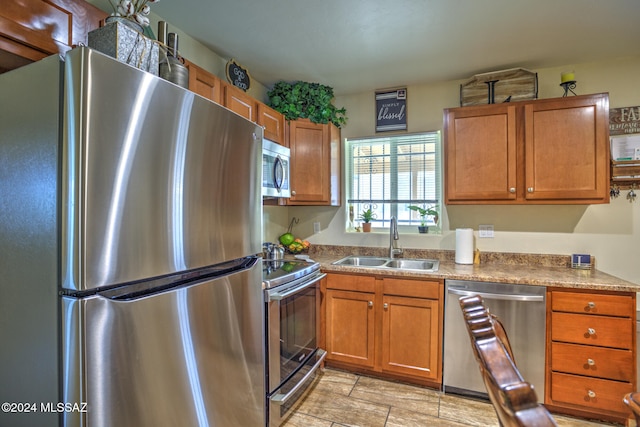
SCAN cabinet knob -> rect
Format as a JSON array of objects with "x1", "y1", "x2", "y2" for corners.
[
  {"x1": 588, "y1": 301, "x2": 596, "y2": 309},
  {"x1": 368, "y1": 301, "x2": 373, "y2": 307},
  {"x1": 509, "y1": 188, "x2": 516, "y2": 193},
  {"x1": 527, "y1": 187, "x2": 534, "y2": 193},
  {"x1": 588, "y1": 328, "x2": 596, "y2": 336},
  {"x1": 588, "y1": 390, "x2": 596, "y2": 399},
  {"x1": 291, "y1": 190, "x2": 296, "y2": 196},
  {"x1": 383, "y1": 303, "x2": 388, "y2": 309},
  {"x1": 587, "y1": 358, "x2": 595, "y2": 366}
]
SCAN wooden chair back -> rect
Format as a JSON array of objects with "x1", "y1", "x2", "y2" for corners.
[
  {"x1": 624, "y1": 392, "x2": 640, "y2": 424},
  {"x1": 459, "y1": 295, "x2": 558, "y2": 427}
]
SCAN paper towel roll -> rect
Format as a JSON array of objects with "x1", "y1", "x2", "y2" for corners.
[{"x1": 455, "y1": 228, "x2": 474, "y2": 264}]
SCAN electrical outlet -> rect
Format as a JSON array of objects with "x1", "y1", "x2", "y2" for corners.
[
  {"x1": 313, "y1": 222, "x2": 321, "y2": 234},
  {"x1": 478, "y1": 224, "x2": 494, "y2": 238}
]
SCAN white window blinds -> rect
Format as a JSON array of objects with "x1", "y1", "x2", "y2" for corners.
[{"x1": 346, "y1": 131, "x2": 441, "y2": 228}]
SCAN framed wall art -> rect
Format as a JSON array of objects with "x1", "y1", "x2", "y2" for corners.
[{"x1": 375, "y1": 88, "x2": 407, "y2": 132}]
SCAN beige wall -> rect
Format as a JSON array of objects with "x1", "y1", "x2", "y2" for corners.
[
  {"x1": 86, "y1": 0, "x2": 638, "y2": 284},
  {"x1": 86, "y1": 2, "x2": 269, "y2": 101},
  {"x1": 272, "y1": 56, "x2": 640, "y2": 285}
]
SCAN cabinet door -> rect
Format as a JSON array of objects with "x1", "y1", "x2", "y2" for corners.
[
  {"x1": 223, "y1": 82, "x2": 256, "y2": 122},
  {"x1": 288, "y1": 119, "x2": 334, "y2": 204},
  {"x1": 186, "y1": 61, "x2": 221, "y2": 104},
  {"x1": 0, "y1": 0, "x2": 106, "y2": 71},
  {"x1": 524, "y1": 94, "x2": 609, "y2": 202},
  {"x1": 257, "y1": 103, "x2": 284, "y2": 145},
  {"x1": 325, "y1": 289, "x2": 375, "y2": 368},
  {"x1": 381, "y1": 295, "x2": 440, "y2": 380},
  {"x1": 444, "y1": 104, "x2": 517, "y2": 203}
]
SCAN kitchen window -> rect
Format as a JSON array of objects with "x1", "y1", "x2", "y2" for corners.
[{"x1": 345, "y1": 131, "x2": 441, "y2": 231}]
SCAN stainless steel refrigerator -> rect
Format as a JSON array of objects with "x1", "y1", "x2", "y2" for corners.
[{"x1": 0, "y1": 47, "x2": 265, "y2": 427}]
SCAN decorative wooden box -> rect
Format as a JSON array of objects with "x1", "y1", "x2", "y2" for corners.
[
  {"x1": 460, "y1": 68, "x2": 537, "y2": 106},
  {"x1": 88, "y1": 20, "x2": 159, "y2": 75}
]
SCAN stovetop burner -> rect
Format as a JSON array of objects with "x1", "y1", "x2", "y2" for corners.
[{"x1": 262, "y1": 259, "x2": 320, "y2": 289}]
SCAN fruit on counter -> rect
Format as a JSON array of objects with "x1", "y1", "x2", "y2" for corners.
[
  {"x1": 280, "y1": 217, "x2": 298, "y2": 246},
  {"x1": 287, "y1": 241, "x2": 305, "y2": 253},
  {"x1": 279, "y1": 233, "x2": 294, "y2": 246}
]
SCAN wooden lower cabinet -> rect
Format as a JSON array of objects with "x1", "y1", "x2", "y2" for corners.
[
  {"x1": 323, "y1": 273, "x2": 443, "y2": 386},
  {"x1": 546, "y1": 289, "x2": 636, "y2": 424}
]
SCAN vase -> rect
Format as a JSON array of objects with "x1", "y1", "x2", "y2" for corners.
[
  {"x1": 418, "y1": 226, "x2": 429, "y2": 234},
  {"x1": 362, "y1": 223, "x2": 372, "y2": 232},
  {"x1": 88, "y1": 17, "x2": 159, "y2": 75},
  {"x1": 105, "y1": 16, "x2": 144, "y2": 34}
]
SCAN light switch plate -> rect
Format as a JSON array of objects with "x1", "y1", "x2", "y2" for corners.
[
  {"x1": 478, "y1": 224, "x2": 494, "y2": 238},
  {"x1": 313, "y1": 222, "x2": 321, "y2": 234}
]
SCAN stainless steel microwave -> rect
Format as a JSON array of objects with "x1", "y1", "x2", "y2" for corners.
[{"x1": 262, "y1": 139, "x2": 290, "y2": 198}]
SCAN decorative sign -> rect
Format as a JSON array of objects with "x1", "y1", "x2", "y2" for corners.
[
  {"x1": 375, "y1": 88, "x2": 407, "y2": 132},
  {"x1": 610, "y1": 105, "x2": 640, "y2": 136},
  {"x1": 226, "y1": 59, "x2": 251, "y2": 91}
]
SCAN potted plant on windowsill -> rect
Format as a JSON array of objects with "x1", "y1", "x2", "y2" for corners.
[
  {"x1": 408, "y1": 205, "x2": 439, "y2": 233},
  {"x1": 358, "y1": 208, "x2": 375, "y2": 232}
]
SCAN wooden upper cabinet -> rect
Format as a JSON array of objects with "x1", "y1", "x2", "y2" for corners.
[
  {"x1": 287, "y1": 119, "x2": 341, "y2": 206},
  {"x1": 257, "y1": 102, "x2": 284, "y2": 145},
  {"x1": 524, "y1": 94, "x2": 610, "y2": 202},
  {"x1": 444, "y1": 104, "x2": 517, "y2": 202},
  {"x1": 444, "y1": 93, "x2": 610, "y2": 205},
  {"x1": 185, "y1": 60, "x2": 221, "y2": 104},
  {"x1": 222, "y1": 81, "x2": 257, "y2": 122},
  {"x1": 0, "y1": 0, "x2": 107, "y2": 72}
]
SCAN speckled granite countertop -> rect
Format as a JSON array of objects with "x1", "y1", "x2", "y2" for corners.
[{"x1": 302, "y1": 245, "x2": 640, "y2": 293}]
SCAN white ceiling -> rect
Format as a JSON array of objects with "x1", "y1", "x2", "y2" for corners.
[{"x1": 98, "y1": 0, "x2": 640, "y2": 95}]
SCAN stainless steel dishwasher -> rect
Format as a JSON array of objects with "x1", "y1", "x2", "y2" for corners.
[{"x1": 444, "y1": 280, "x2": 546, "y2": 402}]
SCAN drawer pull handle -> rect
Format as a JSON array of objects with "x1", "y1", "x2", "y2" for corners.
[
  {"x1": 368, "y1": 301, "x2": 373, "y2": 307},
  {"x1": 587, "y1": 358, "x2": 595, "y2": 366},
  {"x1": 588, "y1": 328, "x2": 596, "y2": 336},
  {"x1": 588, "y1": 390, "x2": 596, "y2": 399},
  {"x1": 588, "y1": 301, "x2": 596, "y2": 309}
]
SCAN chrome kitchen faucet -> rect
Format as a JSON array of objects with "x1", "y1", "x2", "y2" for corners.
[{"x1": 389, "y1": 216, "x2": 403, "y2": 259}]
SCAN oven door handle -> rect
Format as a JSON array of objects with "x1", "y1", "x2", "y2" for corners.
[
  {"x1": 270, "y1": 349, "x2": 327, "y2": 406},
  {"x1": 267, "y1": 273, "x2": 326, "y2": 301}
]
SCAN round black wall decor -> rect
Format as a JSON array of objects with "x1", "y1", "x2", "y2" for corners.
[{"x1": 226, "y1": 59, "x2": 251, "y2": 91}]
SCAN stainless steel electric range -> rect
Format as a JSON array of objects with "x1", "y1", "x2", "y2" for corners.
[{"x1": 263, "y1": 259, "x2": 326, "y2": 427}]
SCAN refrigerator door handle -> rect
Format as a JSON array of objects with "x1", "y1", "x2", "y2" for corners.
[
  {"x1": 447, "y1": 287, "x2": 544, "y2": 302},
  {"x1": 270, "y1": 349, "x2": 327, "y2": 406}
]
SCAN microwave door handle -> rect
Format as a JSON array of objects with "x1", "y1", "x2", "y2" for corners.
[
  {"x1": 274, "y1": 155, "x2": 284, "y2": 191},
  {"x1": 270, "y1": 349, "x2": 327, "y2": 405},
  {"x1": 267, "y1": 273, "x2": 327, "y2": 301}
]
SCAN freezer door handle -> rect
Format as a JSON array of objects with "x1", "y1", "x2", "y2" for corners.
[
  {"x1": 270, "y1": 349, "x2": 327, "y2": 406},
  {"x1": 447, "y1": 287, "x2": 544, "y2": 302}
]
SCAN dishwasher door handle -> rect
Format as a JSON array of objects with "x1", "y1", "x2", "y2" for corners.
[{"x1": 448, "y1": 287, "x2": 544, "y2": 302}]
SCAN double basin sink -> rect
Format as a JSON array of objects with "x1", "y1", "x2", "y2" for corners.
[{"x1": 332, "y1": 255, "x2": 439, "y2": 272}]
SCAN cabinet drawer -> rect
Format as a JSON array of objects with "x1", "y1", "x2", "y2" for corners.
[
  {"x1": 326, "y1": 273, "x2": 375, "y2": 292},
  {"x1": 551, "y1": 312, "x2": 632, "y2": 349},
  {"x1": 383, "y1": 278, "x2": 440, "y2": 299},
  {"x1": 552, "y1": 291, "x2": 634, "y2": 317},
  {"x1": 551, "y1": 342, "x2": 633, "y2": 382},
  {"x1": 549, "y1": 372, "x2": 633, "y2": 415}
]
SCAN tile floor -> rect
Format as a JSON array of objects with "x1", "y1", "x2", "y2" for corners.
[{"x1": 282, "y1": 368, "x2": 620, "y2": 427}]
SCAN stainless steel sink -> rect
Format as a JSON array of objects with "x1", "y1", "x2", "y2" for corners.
[
  {"x1": 385, "y1": 259, "x2": 438, "y2": 270},
  {"x1": 332, "y1": 256, "x2": 439, "y2": 272},
  {"x1": 332, "y1": 256, "x2": 389, "y2": 267}
]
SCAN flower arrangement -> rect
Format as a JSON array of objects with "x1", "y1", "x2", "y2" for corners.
[{"x1": 108, "y1": 0, "x2": 158, "y2": 27}]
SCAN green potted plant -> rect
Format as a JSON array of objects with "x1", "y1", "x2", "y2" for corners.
[
  {"x1": 267, "y1": 81, "x2": 347, "y2": 128},
  {"x1": 358, "y1": 208, "x2": 375, "y2": 232},
  {"x1": 408, "y1": 204, "x2": 439, "y2": 233}
]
